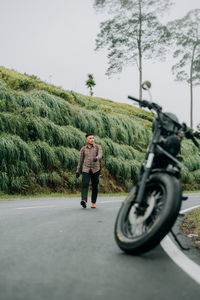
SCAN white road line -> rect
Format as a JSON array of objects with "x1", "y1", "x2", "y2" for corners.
[
  {"x1": 102, "y1": 197, "x2": 200, "y2": 284},
  {"x1": 161, "y1": 205, "x2": 200, "y2": 285},
  {"x1": 15, "y1": 205, "x2": 56, "y2": 210},
  {"x1": 181, "y1": 205, "x2": 200, "y2": 214},
  {"x1": 99, "y1": 200, "x2": 122, "y2": 204},
  {"x1": 184, "y1": 195, "x2": 200, "y2": 198},
  {"x1": 13, "y1": 197, "x2": 200, "y2": 284},
  {"x1": 161, "y1": 236, "x2": 200, "y2": 285}
]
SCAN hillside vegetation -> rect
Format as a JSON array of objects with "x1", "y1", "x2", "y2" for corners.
[{"x1": 0, "y1": 66, "x2": 199, "y2": 195}]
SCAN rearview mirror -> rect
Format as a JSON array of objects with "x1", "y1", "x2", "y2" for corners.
[{"x1": 141, "y1": 81, "x2": 151, "y2": 90}]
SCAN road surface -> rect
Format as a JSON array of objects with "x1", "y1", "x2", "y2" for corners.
[{"x1": 0, "y1": 194, "x2": 199, "y2": 300}]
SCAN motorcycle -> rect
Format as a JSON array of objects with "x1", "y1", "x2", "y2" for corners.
[{"x1": 114, "y1": 82, "x2": 199, "y2": 255}]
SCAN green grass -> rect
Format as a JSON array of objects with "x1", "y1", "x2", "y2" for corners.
[
  {"x1": 0, "y1": 191, "x2": 127, "y2": 200},
  {"x1": 184, "y1": 190, "x2": 200, "y2": 194},
  {"x1": 0, "y1": 66, "x2": 200, "y2": 194},
  {"x1": 182, "y1": 208, "x2": 200, "y2": 249},
  {"x1": 0, "y1": 189, "x2": 198, "y2": 200},
  {"x1": 0, "y1": 66, "x2": 152, "y2": 194},
  {"x1": 188, "y1": 208, "x2": 200, "y2": 234}
]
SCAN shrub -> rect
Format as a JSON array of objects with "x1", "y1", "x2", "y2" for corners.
[
  {"x1": 9, "y1": 176, "x2": 36, "y2": 194},
  {"x1": 0, "y1": 134, "x2": 20, "y2": 164},
  {"x1": 192, "y1": 169, "x2": 200, "y2": 185},
  {"x1": 48, "y1": 172, "x2": 62, "y2": 187},
  {"x1": 38, "y1": 173, "x2": 49, "y2": 187},
  {"x1": 181, "y1": 168, "x2": 194, "y2": 184},
  {"x1": 184, "y1": 154, "x2": 200, "y2": 171},
  {"x1": 0, "y1": 172, "x2": 9, "y2": 191}
]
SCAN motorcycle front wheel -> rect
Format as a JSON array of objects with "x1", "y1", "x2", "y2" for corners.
[{"x1": 114, "y1": 172, "x2": 182, "y2": 255}]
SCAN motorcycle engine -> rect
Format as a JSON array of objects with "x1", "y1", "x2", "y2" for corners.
[
  {"x1": 162, "y1": 134, "x2": 181, "y2": 156},
  {"x1": 152, "y1": 112, "x2": 181, "y2": 159}
]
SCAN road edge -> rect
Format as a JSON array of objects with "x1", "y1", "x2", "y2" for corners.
[{"x1": 161, "y1": 205, "x2": 200, "y2": 285}]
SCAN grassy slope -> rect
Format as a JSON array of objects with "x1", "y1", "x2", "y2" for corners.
[
  {"x1": 0, "y1": 66, "x2": 200, "y2": 195},
  {"x1": 181, "y1": 208, "x2": 200, "y2": 249}
]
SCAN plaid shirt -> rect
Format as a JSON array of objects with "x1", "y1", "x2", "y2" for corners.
[{"x1": 76, "y1": 144, "x2": 103, "y2": 174}]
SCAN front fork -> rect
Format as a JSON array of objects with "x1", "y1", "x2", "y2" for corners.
[{"x1": 134, "y1": 153, "x2": 155, "y2": 214}]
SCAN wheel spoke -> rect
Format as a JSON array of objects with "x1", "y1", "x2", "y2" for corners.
[{"x1": 123, "y1": 184, "x2": 165, "y2": 239}]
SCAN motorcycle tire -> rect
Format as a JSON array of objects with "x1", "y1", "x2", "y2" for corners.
[{"x1": 114, "y1": 172, "x2": 182, "y2": 255}]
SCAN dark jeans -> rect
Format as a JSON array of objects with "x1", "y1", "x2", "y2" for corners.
[{"x1": 81, "y1": 170, "x2": 100, "y2": 203}]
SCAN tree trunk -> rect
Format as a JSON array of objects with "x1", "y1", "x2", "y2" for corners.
[
  {"x1": 190, "y1": 44, "x2": 197, "y2": 128},
  {"x1": 138, "y1": 0, "x2": 142, "y2": 100},
  {"x1": 190, "y1": 75, "x2": 193, "y2": 129}
]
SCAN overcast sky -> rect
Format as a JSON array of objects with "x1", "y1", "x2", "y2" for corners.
[{"x1": 0, "y1": 0, "x2": 200, "y2": 128}]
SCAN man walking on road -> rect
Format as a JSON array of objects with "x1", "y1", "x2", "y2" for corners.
[{"x1": 76, "y1": 134, "x2": 103, "y2": 209}]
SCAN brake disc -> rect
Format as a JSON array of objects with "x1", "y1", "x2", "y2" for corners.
[{"x1": 128, "y1": 194, "x2": 156, "y2": 225}]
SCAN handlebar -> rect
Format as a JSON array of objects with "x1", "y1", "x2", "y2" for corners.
[
  {"x1": 182, "y1": 123, "x2": 199, "y2": 147},
  {"x1": 128, "y1": 95, "x2": 199, "y2": 148},
  {"x1": 128, "y1": 95, "x2": 162, "y2": 112},
  {"x1": 191, "y1": 135, "x2": 199, "y2": 147}
]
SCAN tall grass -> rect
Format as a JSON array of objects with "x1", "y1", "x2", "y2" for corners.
[
  {"x1": 0, "y1": 134, "x2": 39, "y2": 186},
  {"x1": 0, "y1": 172, "x2": 9, "y2": 190},
  {"x1": 0, "y1": 66, "x2": 75, "y2": 104},
  {"x1": 0, "y1": 85, "x2": 151, "y2": 147},
  {"x1": 31, "y1": 141, "x2": 57, "y2": 169},
  {"x1": 54, "y1": 146, "x2": 79, "y2": 169},
  {"x1": 192, "y1": 169, "x2": 200, "y2": 184},
  {"x1": 73, "y1": 92, "x2": 154, "y2": 123},
  {"x1": 184, "y1": 155, "x2": 200, "y2": 172},
  {"x1": 0, "y1": 66, "x2": 200, "y2": 193},
  {"x1": 105, "y1": 156, "x2": 139, "y2": 182},
  {"x1": 0, "y1": 134, "x2": 39, "y2": 193}
]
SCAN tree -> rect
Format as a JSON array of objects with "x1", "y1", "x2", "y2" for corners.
[
  {"x1": 85, "y1": 74, "x2": 96, "y2": 96},
  {"x1": 167, "y1": 9, "x2": 200, "y2": 128},
  {"x1": 94, "y1": 0, "x2": 172, "y2": 99}
]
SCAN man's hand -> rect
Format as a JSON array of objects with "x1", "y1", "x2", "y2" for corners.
[
  {"x1": 93, "y1": 157, "x2": 98, "y2": 162},
  {"x1": 76, "y1": 172, "x2": 80, "y2": 178}
]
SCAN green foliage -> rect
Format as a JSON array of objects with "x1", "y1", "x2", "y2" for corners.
[
  {"x1": 0, "y1": 81, "x2": 6, "y2": 90},
  {"x1": 0, "y1": 86, "x2": 152, "y2": 148},
  {"x1": 105, "y1": 156, "x2": 139, "y2": 182},
  {"x1": 184, "y1": 155, "x2": 200, "y2": 172},
  {"x1": 0, "y1": 66, "x2": 199, "y2": 194},
  {"x1": 0, "y1": 66, "x2": 75, "y2": 104},
  {"x1": 167, "y1": 9, "x2": 200, "y2": 128},
  {"x1": 184, "y1": 208, "x2": 200, "y2": 248},
  {"x1": 168, "y1": 9, "x2": 200, "y2": 85},
  {"x1": 0, "y1": 172, "x2": 9, "y2": 190},
  {"x1": 31, "y1": 141, "x2": 57, "y2": 169},
  {"x1": 9, "y1": 176, "x2": 35, "y2": 194},
  {"x1": 48, "y1": 172, "x2": 63, "y2": 187},
  {"x1": 94, "y1": 0, "x2": 172, "y2": 98},
  {"x1": 38, "y1": 173, "x2": 49, "y2": 187},
  {"x1": 192, "y1": 169, "x2": 200, "y2": 185},
  {"x1": 54, "y1": 146, "x2": 79, "y2": 169},
  {"x1": 85, "y1": 73, "x2": 96, "y2": 96}
]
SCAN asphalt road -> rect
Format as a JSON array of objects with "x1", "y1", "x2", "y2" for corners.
[{"x1": 0, "y1": 194, "x2": 200, "y2": 300}]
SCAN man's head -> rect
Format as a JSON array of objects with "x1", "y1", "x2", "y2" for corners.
[{"x1": 85, "y1": 133, "x2": 94, "y2": 145}]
